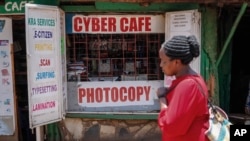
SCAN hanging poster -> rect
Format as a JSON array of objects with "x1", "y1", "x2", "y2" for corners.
[{"x1": 0, "y1": 18, "x2": 15, "y2": 135}]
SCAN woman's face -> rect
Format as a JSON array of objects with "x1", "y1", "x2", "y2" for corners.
[{"x1": 159, "y1": 48, "x2": 177, "y2": 76}]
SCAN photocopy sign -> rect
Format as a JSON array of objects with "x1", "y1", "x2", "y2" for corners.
[
  {"x1": 25, "y1": 4, "x2": 64, "y2": 128},
  {"x1": 67, "y1": 81, "x2": 163, "y2": 112}
]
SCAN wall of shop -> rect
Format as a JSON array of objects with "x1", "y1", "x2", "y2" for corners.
[
  {"x1": 3, "y1": 0, "x2": 250, "y2": 140},
  {"x1": 57, "y1": 3, "x2": 218, "y2": 141},
  {"x1": 59, "y1": 118, "x2": 160, "y2": 141},
  {"x1": 0, "y1": 1, "x2": 221, "y2": 141}
]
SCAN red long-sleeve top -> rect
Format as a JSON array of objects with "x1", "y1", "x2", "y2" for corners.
[{"x1": 158, "y1": 74, "x2": 209, "y2": 141}]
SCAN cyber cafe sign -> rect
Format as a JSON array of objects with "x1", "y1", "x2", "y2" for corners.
[{"x1": 1, "y1": 0, "x2": 34, "y2": 14}]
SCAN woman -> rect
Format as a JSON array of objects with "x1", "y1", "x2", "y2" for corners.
[{"x1": 157, "y1": 35, "x2": 209, "y2": 141}]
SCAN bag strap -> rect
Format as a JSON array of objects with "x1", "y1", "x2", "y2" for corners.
[
  {"x1": 192, "y1": 78, "x2": 232, "y2": 122},
  {"x1": 190, "y1": 77, "x2": 218, "y2": 114}
]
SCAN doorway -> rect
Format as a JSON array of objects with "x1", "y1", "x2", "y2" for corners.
[
  {"x1": 12, "y1": 17, "x2": 36, "y2": 141},
  {"x1": 230, "y1": 12, "x2": 250, "y2": 114}
]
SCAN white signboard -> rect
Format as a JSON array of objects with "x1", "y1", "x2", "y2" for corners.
[
  {"x1": 25, "y1": 4, "x2": 64, "y2": 128},
  {"x1": 77, "y1": 81, "x2": 162, "y2": 108},
  {"x1": 72, "y1": 15, "x2": 165, "y2": 33},
  {"x1": 0, "y1": 18, "x2": 15, "y2": 135}
]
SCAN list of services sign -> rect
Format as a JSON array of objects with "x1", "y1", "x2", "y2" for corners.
[{"x1": 25, "y1": 4, "x2": 64, "y2": 128}]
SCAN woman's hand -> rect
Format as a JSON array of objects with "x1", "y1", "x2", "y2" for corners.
[
  {"x1": 159, "y1": 97, "x2": 168, "y2": 109},
  {"x1": 157, "y1": 87, "x2": 169, "y2": 109},
  {"x1": 157, "y1": 87, "x2": 169, "y2": 98}
]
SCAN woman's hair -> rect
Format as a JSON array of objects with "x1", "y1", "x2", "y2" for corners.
[{"x1": 161, "y1": 35, "x2": 200, "y2": 65}]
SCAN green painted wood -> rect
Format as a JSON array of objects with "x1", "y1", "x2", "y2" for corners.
[
  {"x1": 60, "y1": 5, "x2": 98, "y2": 12},
  {"x1": 216, "y1": 2, "x2": 248, "y2": 67},
  {"x1": 33, "y1": 0, "x2": 59, "y2": 6},
  {"x1": 95, "y1": 2, "x2": 199, "y2": 11},
  {"x1": 61, "y1": 2, "x2": 199, "y2": 12},
  {"x1": 216, "y1": 3, "x2": 248, "y2": 112},
  {"x1": 47, "y1": 123, "x2": 61, "y2": 141},
  {"x1": 201, "y1": 6, "x2": 220, "y2": 105}
]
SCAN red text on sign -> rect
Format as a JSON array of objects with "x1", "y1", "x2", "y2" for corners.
[
  {"x1": 120, "y1": 17, "x2": 151, "y2": 32},
  {"x1": 74, "y1": 16, "x2": 116, "y2": 32},
  {"x1": 39, "y1": 58, "x2": 50, "y2": 67},
  {"x1": 78, "y1": 86, "x2": 150, "y2": 103},
  {"x1": 73, "y1": 16, "x2": 152, "y2": 32}
]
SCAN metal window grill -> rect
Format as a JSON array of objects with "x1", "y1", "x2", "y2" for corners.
[{"x1": 66, "y1": 33, "x2": 164, "y2": 82}]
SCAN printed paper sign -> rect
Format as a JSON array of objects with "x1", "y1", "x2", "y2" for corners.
[
  {"x1": 25, "y1": 3, "x2": 64, "y2": 128},
  {"x1": 0, "y1": 18, "x2": 15, "y2": 135}
]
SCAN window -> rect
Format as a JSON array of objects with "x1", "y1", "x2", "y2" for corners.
[{"x1": 66, "y1": 33, "x2": 164, "y2": 82}]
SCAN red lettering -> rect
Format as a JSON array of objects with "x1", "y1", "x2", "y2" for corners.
[
  {"x1": 96, "y1": 88, "x2": 103, "y2": 102},
  {"x1": 78, "y1": 86, "x2": 150, "y2": 104},
  {"x1": 120, "y1": 17, "x2": 152, "y2": 32},
  {"x1": 74, "y1": 17, "x2": 82, "y2": 32},
  {"x1": 39, "y1": 59, "x2": 50, "y2": 67},
  {"x1": 138, "y1": 17, "x2": 144, "y2": 31},
  {"x1": 74, "y1": 16, "x2": 153, "y2": 33},
  {"x1": 111, "y1": 87, "x2": 119, "y2": 102},
  {"x1": 144, "y1": 86, "x2": 150, "y2": 100},
  {"x1": 101, "y1": 17, "x2": 107, "y2": 32},
  {"x1": 129, "y1": 18, "x2": 137, "y2": 32},
  {"x1": 136, "y1": 86, "x2": 143, "y2": 101},
  {"x1": 86, "y1": 88, "x2": 95, "y2": 102},
  {"x1": 120, "y1": 18, "x2": 128, "y2": 32},
  {"x1": 109, "y1": 17, "x2": 116, "y2": 32},
  {"x1": 92, "y1": 18, "x2": 100, "y2": 31},
  {"x1": 120, "y1": 87, "x2": 127, "y2": 102},
  {"x1": 78, "y1": 88, "x2": 85, "y2": 103},
  {"x1": 83, "y1": 17, "x2": 91, "y2": 32},
  {"x1": 145, "y1": 17, "x2": 151, "y2": 31},
  {"x1": 128, "y1": 87, "x2": 136, "y2": 101},
  {"x1": 103, "y1": 87, "x2": 110, "y2": 102},
  {"x1": 32, "y1": 101, "x2": 55, "y2": 111}
]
